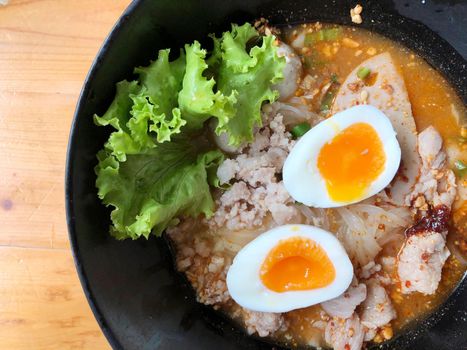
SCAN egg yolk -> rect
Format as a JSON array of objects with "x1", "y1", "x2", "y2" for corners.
[
  {"x1": 260, "y1": 237, "x2": 335, "y2": 292},
  {"x1": 317, "y1": 122, "x2": 386, "y2": 203}
]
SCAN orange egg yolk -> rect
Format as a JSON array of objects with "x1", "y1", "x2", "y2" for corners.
[
  {"x1": 317, "y1": 122, "x2": 386, "y2": 203},
  {"x1": 260, "y1": 236, "x2": 336, "y2": 293}
]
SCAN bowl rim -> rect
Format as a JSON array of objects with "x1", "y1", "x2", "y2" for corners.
[
  {"x1": 64, "y1": 1, "x2": 141, "y2": 349},
  {"x1": 65, "y1": 1, "x2": 467, "y2": 349}
]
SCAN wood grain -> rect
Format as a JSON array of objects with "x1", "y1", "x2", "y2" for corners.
[
  {"x1": 0, "y1": 0, "x2": 131, "y2": 348},
  {"x1": 0, "y1": 247, "x2": 109, "y2": 349}
]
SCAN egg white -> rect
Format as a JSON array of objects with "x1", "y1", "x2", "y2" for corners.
[
  {"x1": 226, "y1": 225, "x2": 353, "y2": 313},
  {"x1": 283, "y1": 105, "x2": 401, "y2": 207}
]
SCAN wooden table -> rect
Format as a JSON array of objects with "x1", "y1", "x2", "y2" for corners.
[{"x1": 0, "y1": 1, "x2": 132, "y2": 348}]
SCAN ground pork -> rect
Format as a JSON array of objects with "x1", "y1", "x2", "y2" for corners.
[
  {"x1": 210, "y1": 110, "x2": 297, "y2": 231},
  {"x1": 321, "y1": 281, "x2": 367, "y2": 319},
  {"x1": 380, "y1": 256, "x2": 396, "y2": 273},
  {"x1": 169, "y1": 220, "x2": 285, "y2": 338},
  {"x1": 406, "y1": 126, "x2": 457, "y2": 209},
  {"x1": 168, "y1": 110, "x2": 294, "y2": 336},
  {"x1": 167, "y1": 222, "x2": 231, "y2": 307},
  {"x1": 324, "y1": 314, "x2": 365, "y2": 350},
  {"x1": 397, "y1": 231, "x2": 450, "y2": 295},
  {"x1": 359, "y1": 279, "x2": 396, "y2": 330},
  {"x1": 358, "y1": 261, "x2": 382, "y2": 280},
  {"x1": 240, "y1": 309, "x2": 285, "y2": 337}
]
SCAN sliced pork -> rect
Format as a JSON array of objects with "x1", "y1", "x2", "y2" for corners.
[
  {"x1": 359, "y1": 279, "x2": 396, "y2": 329},
  {"x1": 406, "y1": 126, "x2": 457, "y2": 209},
  {"x1": 398, "y1": 231, "x2": 450, "y2": 294},
  {"x1": 397, "y1": 125, "x2": 456, "y2": 295},
  {"x1": 398, "y1": 204, "x2": 451, "y2": 295},
  {"x1": 325, "y1": 314, "x2": 365, "y2": 350},
  {"x1": 321, "y1": 283, "x2": 367, "y2": 319}
]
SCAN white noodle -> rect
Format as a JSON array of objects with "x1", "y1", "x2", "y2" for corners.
[{"x1": 447, "y1": 239, "x2": 467, "y2": 266}]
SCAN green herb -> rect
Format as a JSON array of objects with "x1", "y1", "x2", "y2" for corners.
[
  {"x1": 96, "y1": 138, "x2": 224, "y2": 239},
  {"x1": 357, "y1": 67, "x2": 371, "y2": 79},
  {"x1": 322, "y1": 28, "x2": 342, "y2": 41},
  {"x1": 304, "y1": 31, "x2": 323, "y2": 46},
  {"x1": 94, "y1": 23, "x2": 285, "y2": 239},
  {"x1": 304, "y1": 28, "x2": 342, "y2": 46},
  {"x1": 318, "y1": 73, "x2": 341, "y2": 112},
  {"x1": 302, "y1": 53, "x2": 324, "y2": 69},
  {"x1": 320, "y1": 91, "x2": 335, "y2": 112},
  {"x1": 303, "y1": 55, "x2": 313, "y2": 69},
  {"x1": 455, "y1": 160, "x2": 466, "y2": 170},
  {"x1": 454, "y1": 160, "x2": 467, "y2": 178},
  {"x1": 291, "y1": 122, "x2": 311, "y2": 138},
  {"x1": 209, "y1": 24, "x2": 285, "y2": 145},
  {"x1": 330, "y1": 73, "x2": 339, "y2": 84}
]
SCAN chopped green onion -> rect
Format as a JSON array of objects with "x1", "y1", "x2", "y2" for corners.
[
  {"x1": 455, "y1": 160, "x2": 467, "y2": 171},
  {"x1": 304, "y1": 28, "x2": 342, "y2": 46},
  {"x1": 320, "y1": 91, "x2": 335, "y2": 112},
  {"x1": 291, "y1": 122, "x2": 311, "y2": 138},
  {"x1": 454, "y1": 160, "x2": 467, "y2": 178},
  {"x1": 357, "y1": 67, "x2": 371, "y2": 79},
  {"x1": 303, "y1": 55, "x2": 314, "y2": 69},
  {"x1": 330, "y1": 73, "x2": 339, "y2": 84},
  {"x1": 304, "y1": 31, "x2": 323, "y2": 45},
  {"x1": 322, "y1": 28, "x2": 342, "y2": 41},
  {"x1": 303, "y1": 54, "x2": 324, "y2": 69}
]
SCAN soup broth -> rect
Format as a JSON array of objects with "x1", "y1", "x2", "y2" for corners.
[
  {"x1": 170, "y1": 22, "x2": 466, "y2": 349},
  {"x1": 274, "y1": 22, "x2": 467, "y2": 347}
]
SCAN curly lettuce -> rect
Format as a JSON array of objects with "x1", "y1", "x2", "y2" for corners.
[
  {"x1": 211, "y1": 23, "x2": 285, "y2": 145},
  {"x1": 94, "y1": 22, "x2": 285, "y2": 239},
  {"x1": 96, "y1": 138, "x2": 223, "y2": 239},
  {"x1": 178, "y1": 41, "x2": 237, "y2": 130}
]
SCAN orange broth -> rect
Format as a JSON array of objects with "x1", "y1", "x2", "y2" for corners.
[{"x1": 274, "y1": 22, "x2": 467, "y2": 348}]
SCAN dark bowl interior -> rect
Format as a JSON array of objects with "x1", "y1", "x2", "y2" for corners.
[{"x1": 66, "y1": 0, "x2": 467, "y2": 349}]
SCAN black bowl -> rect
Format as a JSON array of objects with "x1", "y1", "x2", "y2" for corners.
[{"x1": 66, "y1": 0, "x2": 467, "y2": 349}]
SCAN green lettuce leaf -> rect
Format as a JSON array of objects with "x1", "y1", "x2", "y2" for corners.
[
  {"x1": 96, "y1": 136, "x2": 223, "y2": 239},
  {"x1": 94, "y1": 80, "x2": 142, "y2": 161},
  {"x1": 210, "y1": 23, "x2": 285, "y2": 145},
  {"x1": 129, "y1": 91, "x2": 186, "y2": 145},
  {"x1": 178, "y1": 41, "x2": 237, "y2": 130},
  {"x1": 221, "y1": 23, "x2": 259, "y2": 73},
  {"x1": 134, "y1": 49, "x2": 185, "y2": 122},
  {"x1": 94, "y1": 23, "x2": 285, "y2": 239},
  {"x1": 94, "y1": 50, "x2": 189, "y2": 162},
  {"x1": 130, "y1": 49, "x2": 187, "y2": 145}
]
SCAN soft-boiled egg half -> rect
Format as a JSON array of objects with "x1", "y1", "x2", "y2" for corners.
[
  {"x1": 226, "y1": 225, "x2": 353, "y2": 312},
  {"x1": 283, "y1": 105, "x2": 401, "y2": 207}
]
